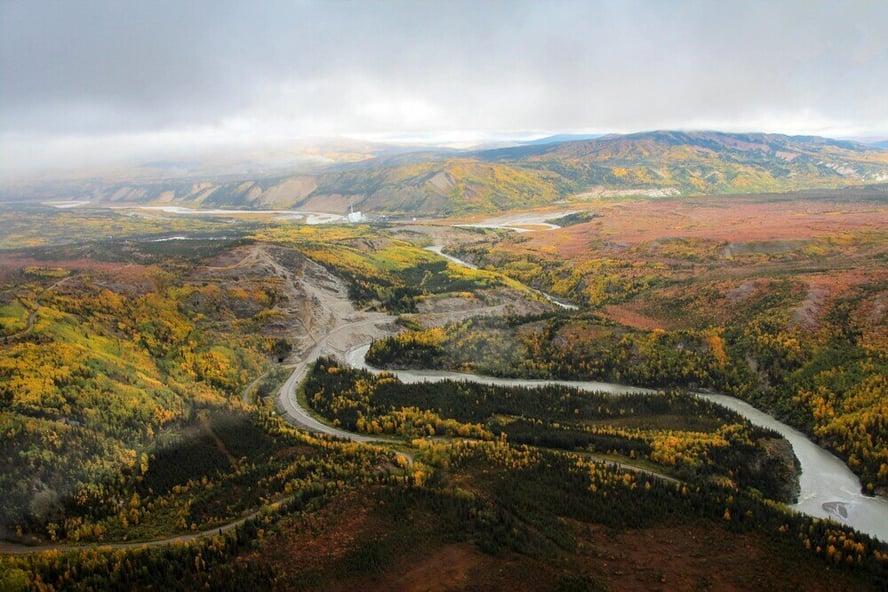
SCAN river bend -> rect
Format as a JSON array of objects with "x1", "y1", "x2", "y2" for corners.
[
  {"x1": 414, "y1": 243, "x2": 888, "y2": 540},
  {"x1": 344, "y1": 344, "x2": 887, "y2": 540}
]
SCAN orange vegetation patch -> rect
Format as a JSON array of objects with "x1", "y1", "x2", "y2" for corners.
[
  {"x1": 257, "y1": 489, "x2": 559, "y2": 592},
  {"x1": 573, "y1": 522, "x2": 871, "y2": 592},
  {"x1": 604, "y1": 303, "x2": 674, "y2": 330},
  {"x1": 347, "y1": 543, "x2": 497, "y2": 592},
  {"x1": 0, "y1": 256, "x2": 152, "y2": 277},
  {"x1": 327, "y1": 541, "x2": 561, "y2": 592},
  {"x1": 797, "y1": 268, "x2": 884, "y2": 296},
  {"x1": 0, "y1": 256, "x2": 158, "y2": 292},
  {"x1": 532, "y1": 197, "x2": 888, "y2": 258},
  {"x1": 791, "y1": 270, "x2": 887, "y2": 331},
  {"x1": 268, "y1": 496, "x2": 376, "y2": 573}
]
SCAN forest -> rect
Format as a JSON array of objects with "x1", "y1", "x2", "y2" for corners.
[
  {"x1": 369, "y1": 194, "x2": 888, "y2": 493},
  {"x1": 3, "y1": 1, "x2": 888, "y2": 587},
  {"x1": 304, "y1": 357, "x2": 801, "y2": 501},
  {"x1": 0, "y1": 201, "x2": 886, "y2": 590},
  {"x1": 4, "y1": 430, "x2": 885, "y2": 590}
]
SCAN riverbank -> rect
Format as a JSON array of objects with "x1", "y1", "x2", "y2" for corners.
[{"x1": 271, "y1": 245, "x2": 887, "y2": 540}]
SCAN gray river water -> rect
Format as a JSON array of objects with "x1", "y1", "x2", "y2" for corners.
[
  {"x1": 411, "y1": 244, "x2": 888, "y2": 540},
  {"x1": 346, "y1": 344, "x2": 888, "y2": 541}
]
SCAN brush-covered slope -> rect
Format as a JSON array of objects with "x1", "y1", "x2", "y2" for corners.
[
  {"x1": 7, "y1": 131, "x2": 887, "y2": 216},
  {"x1": 3, "y1": 159, "x2": 563, "y2": 217},
  {"x1": 479, "y1": 130, "x2": 888, "y2": 196},
  {"x1": 299, "y1": 158, "x2": 563, "y2": 216}
]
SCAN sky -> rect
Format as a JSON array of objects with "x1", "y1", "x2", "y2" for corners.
[{"x1": 1, "y1": 0, "x2": 887, "y2": 180}]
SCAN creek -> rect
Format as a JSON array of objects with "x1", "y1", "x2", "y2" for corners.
[
  {"x1": 365, "y1": 246, "x2": 888, "y2": 540},
  {"x1": 346, "y1": 344, "x2": 887, "y2": 540},
  {"x1": 424, "y1": 245, "x2": 578, "y2": 309}
]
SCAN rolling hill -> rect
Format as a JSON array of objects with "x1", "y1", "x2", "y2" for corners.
[
  {"x1": 475, "y1": 130, "x2": 888, "y2": 196},
  {"x1": 4, "y1": 131, "x2": 888, "y2": 216}
]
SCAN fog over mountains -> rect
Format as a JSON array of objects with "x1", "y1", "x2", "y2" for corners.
[
  {"x1": 3, "y1": 1, "x2": 887, "y2": 180},
  {"x1": 4, "y1": 131, "x2": 887, "y2": 217}
]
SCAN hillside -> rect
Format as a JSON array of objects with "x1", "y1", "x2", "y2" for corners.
[
  {"x1": 305, "y1": 132, "x2": 888, "y2": 212},
  {"x1": 477, "y1": 130, "x2": 888, "y2": 196},
  {"x1": 1, "y1": 206, "x2": 886, "y2": 590},
  {"x1": 297, "y1": 158, "x2": 563, "y2": 215},
  {"x1": 3, "y1": 132, "x2": 887, "y2": 216},
  {"x1": 435, "y1": 191, "x2": 888, "y2": 493}
]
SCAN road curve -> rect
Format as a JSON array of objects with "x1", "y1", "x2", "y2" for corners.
[
  {"x1": 0, "y1": 499, "x2": 289, "y2": 555},
  {"x1": 5, "y1": 276, "x2": 72, "y2": 339},
  {"x1": 274, "y1": 317, "x2": 395, "y2": 444}
]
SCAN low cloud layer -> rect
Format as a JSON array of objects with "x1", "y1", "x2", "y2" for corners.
[{"x1": 2, "y1": 0, "x2": 886, "y2": 179}]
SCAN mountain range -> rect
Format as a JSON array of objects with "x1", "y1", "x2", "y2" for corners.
[{"x1": 5, "y1": 131, "x2": 888, "y2": 216}]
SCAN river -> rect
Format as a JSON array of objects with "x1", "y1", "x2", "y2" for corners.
[
  {"x1": 424, "y1": 246, "x2": 578, "y2": 310},
  {"x1": 125, "y1": 205, "x2": 346, "y2": 224},
  {"x1": 361, "y1": 247, "x2": 888, "y2": 541},
  {"x1": 698, "y1": 394, "x2": 888, "y2": 539},
  {"x1": 453, "y1": 210, "x2": 576, "y2": 233},
  {"x1": 345, "y1": 344, "x2": 887, "y2": 540}
]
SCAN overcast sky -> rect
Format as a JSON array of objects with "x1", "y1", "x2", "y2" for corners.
[{"x1": 1, "y1": 0, "x2": 886, "y2": 180}]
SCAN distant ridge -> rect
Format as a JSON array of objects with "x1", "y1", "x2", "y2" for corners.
[
  {"x1": 477, "y1": 130, "x2": 876, "y2": 160},
  {"x1": 520, "y1": 133, "x2": 602, "y2": 146},
  {"x1": 5, "y1": 131, "x2": 888, "y2": 216},
  {"x1": 472, "y1": 130, "x2": 888, "y2": 197}
]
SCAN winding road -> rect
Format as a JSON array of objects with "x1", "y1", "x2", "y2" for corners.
[
  {"x1": 4, "y1": 276, "x2": 72, "y2": 340},
  {"x1": 0, "y1": 499, "x2": 289, "y2": 556},
  {"x1": 4, "y1": 243, "x2": 885, "y2": 555},
  {"x1": 424, "y1": 245, "x2": 578, "y2": 310},
  {"x1": 274, "y1": 317, "x2": 394, "y2": 444}
]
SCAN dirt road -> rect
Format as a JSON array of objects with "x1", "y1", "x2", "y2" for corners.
[{"x1": 0, "y1": 499, "x2": 288, "y2": 555}]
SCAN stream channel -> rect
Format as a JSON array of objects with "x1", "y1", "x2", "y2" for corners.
[
  {"x1": 345, "y1": 246, "x2": 888, "y2": 541},
  {"x1": 153, "y1": 212, "x2": 887, "y2": 540}
]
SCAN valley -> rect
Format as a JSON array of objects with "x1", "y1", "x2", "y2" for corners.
[
  {"x1": 6, "y1": 132, "x2": 888, "y2": 218},
  {"x1": 0, "y1": 186, "x2": 886, "y2": 590},
  {"x1": 4, "y1": 1, "x2": 887, "y2": 588}
]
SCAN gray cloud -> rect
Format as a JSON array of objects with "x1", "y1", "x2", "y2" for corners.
[{"x1": 1, "y1": 0, "x2": 886, "y2": 178}]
